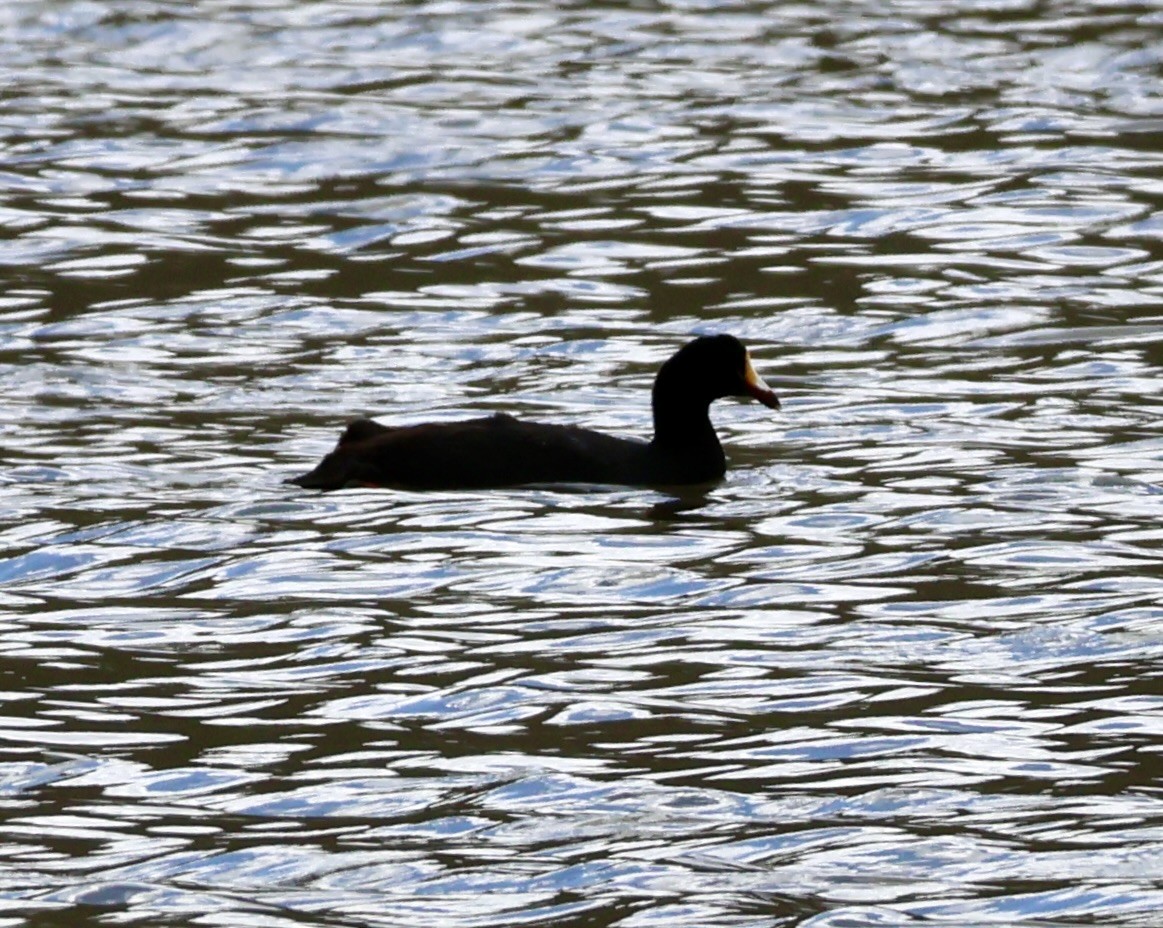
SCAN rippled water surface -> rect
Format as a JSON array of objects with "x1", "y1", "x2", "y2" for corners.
[{"x1": 3, "y1": 1, "x2": 1163, "y2": 925}]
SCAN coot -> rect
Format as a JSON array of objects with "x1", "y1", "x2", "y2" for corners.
[{"x1": 288, "y1": 334, "x2": 779, "y2": 491}]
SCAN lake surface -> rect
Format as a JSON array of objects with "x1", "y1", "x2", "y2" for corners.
[{"x1": 2, "y1": 1, "x2": 1163, "y2": 926}]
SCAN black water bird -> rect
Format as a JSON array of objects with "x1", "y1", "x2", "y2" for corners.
[{"x1": 288, "y1": 334, "x2": 780, "y2": 491}]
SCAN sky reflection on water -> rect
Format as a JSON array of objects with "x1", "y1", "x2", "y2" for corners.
[{"x1": 2, "y1": 1, "x2": 1163, "y2": 926}]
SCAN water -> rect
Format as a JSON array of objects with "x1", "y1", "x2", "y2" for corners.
[{"x1": 2, "y1": 1, "x2": 1163, "y2": 925}]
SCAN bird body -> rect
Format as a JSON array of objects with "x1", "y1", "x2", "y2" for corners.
[{"x1": 288, "y1": 335, "x2": 778, "y2": 491}]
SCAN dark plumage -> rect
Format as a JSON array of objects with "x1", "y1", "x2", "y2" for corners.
[{"x1": 288, "y1": 334, "x2": 780, "y2": 491}]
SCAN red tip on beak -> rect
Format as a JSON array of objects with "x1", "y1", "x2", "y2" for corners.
[{"x1": 743, "y1": 352, "x2": 781, "y2": 409}]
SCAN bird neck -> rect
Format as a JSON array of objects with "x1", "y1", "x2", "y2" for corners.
[{"x1": 651, "y1": 386, "x2": 718, "y2": 450}]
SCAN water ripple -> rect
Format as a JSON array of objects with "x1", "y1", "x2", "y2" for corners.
[{"x1": 2, "y1": 1, "x2": 1163, "y2": 926}]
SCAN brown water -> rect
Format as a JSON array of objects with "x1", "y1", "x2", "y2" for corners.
[{"x1": 2, "y1": 2, "x2": 1163, "y2": 926}]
